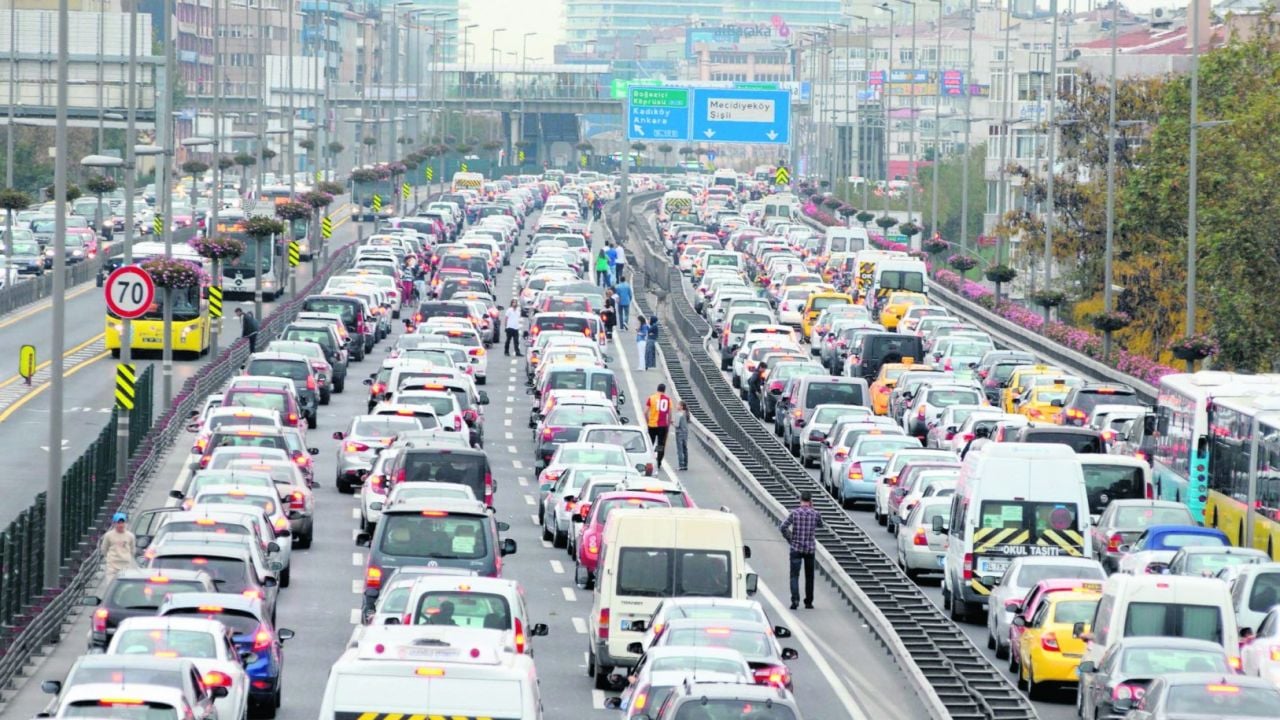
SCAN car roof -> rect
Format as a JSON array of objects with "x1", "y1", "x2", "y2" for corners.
[
  {"x1": 380, "y1": 497, "x2": 489, "y2": 515},
  {"x1": 159, "y1": 591, "x2": 263, "y2": 614}
]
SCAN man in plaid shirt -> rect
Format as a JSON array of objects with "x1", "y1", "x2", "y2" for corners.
[{"x1": 779, "y1": 491, "x2": 823, "y2": 609}]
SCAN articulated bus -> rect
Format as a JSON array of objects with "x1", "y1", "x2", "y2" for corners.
[
  {"x1": 1204, "y1": 394, "x2": 1280, "y2": 558},
  {"x1": 105, "y1": 241, "x2": 212, "y2": 357}
]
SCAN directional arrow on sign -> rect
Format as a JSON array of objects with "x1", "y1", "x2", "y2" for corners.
[
  {"x1": 633, "y1": 125, "x2": 645, "y2": 137},
  {"x1": 703, "y1": 129, "x2": 716, "y2": 138},
  {"x1": 767, "y1": 130, "x2": 778, "y2": 141}
]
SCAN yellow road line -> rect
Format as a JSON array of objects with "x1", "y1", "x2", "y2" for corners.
[
  {"x1": 0, "y1": 348, "x2": 112, "y2": 423},
  {"x1": 0, "y1": 333, "x2": 107, "y2": 390},
  {"x1": 0, "y1": 283, "x2": 97, "y2": 331}
]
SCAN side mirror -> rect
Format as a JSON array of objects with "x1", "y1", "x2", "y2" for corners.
[
  {"x1": 603, "y1": 697, "x2": 623, "y2": 710},
  {"x1": 931, "y1": 516, "x2": 946, "y2": 533},
  {"x1": 530, "y1": 622, "x2": 549, "y2": 637},
  {"x1": 496, "y1": 520, "x2": 511, "y2": 532},
  {"x1": 266, "y1": 541, "x2": 280, "y2": 553},
  {"x1": 332, "y1": 431, "x2": 346, "y2": 440},
  {"x1": 355, "y1": 532, "x2": 372, "y2": 547},
  {"x1": 1006, "y1": 599, "x2": 1023, "y2": 613},
  {"x1": 277, "y1": 628, "x2": 295, "y2": 642},
  {"x1": 211, "y1": 687, "x2": 229, "y2": 699},
  {"x1": 1078, "y1": 660, "x2": 1096, "y2": 674},
  {"x1": 619, "y1": 416, "x2": 630, "y2": 424},
  {"x1": 1011, "y1": 615, "x2": 1026, "y2": 627},
  {"x1": 362, "y1": 378, "x2": 373, "y2": 386},
  {"x1": 743, "y1": 544, "x2": 751, "y2": 559},
  {"x1": 780, "y1": 647, "x2": 800, "y2": 661},
  {"x1": 41, "y1": 680, "x2": 62, "y2": 695},
  {"x1": 187, "y1": 409, "x2": 200, "y2": 418},
  {"x1": 185, "y1": 422, "x2": 200, "y2": 432},
  {"x1": 1072, "y1": 621, "x2": 1086, "y2": 639},
  {"x1": 169, "y1": 489, "x2": 185, "y2": 500},
  {"x1": 774, "y1": 625, "x2": 792, "y2": 638},
  {"x1": 81, "y1": 595, "x2": 101, "y2": 607},
  {"x1": 308, "y1": 447, "x2": 320, "y2": 455},
  {"x1": 745, "y1": 572, "x2": 759, "y2": 595},
  {"x1": 500, "y1": 538, "x2": 517, "y2": 556},
  {"x1": 479, "y1": 392, "x2": 490, "y2": 405},
  {"x1": 1112, "y1": 698, "x2": 1133, "y2": 712},
  {"x1": 626, "y1": 641, "x2": 645, "y2": 655}
]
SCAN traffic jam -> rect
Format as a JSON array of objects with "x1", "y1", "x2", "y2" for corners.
[{"x1": 657, "y1": 167, "x2": 1280, "y2": 719}]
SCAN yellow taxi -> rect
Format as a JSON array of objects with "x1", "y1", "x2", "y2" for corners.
[
  {"x1": 1016, "y1": 587, "x2": 1100, "y2": 700},
  {"x1": 801, "y1": 292, "x2": 855, "y2": 340},
  {"x1": 1001, "y1": 365, "x2": 1064, "y2": 413},
  {"x1": 1015, "y1": 382, "x2": 1073, "y2": 424},
  {"x1": 869, "y1": 362, "x2": 917, "y2": 416},
  {"x1": 878, "y1": 291, "x2": 929, "y2": 331}
]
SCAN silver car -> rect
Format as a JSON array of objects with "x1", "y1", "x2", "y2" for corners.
[
  {"x1": 332, "y1": 415, "x2": 423, "y2": 493},
  {"x1": 578, "y1": 425, "x2": 656, "y2": 476},
  {"x1": 896, "y1": 497, "x2": 950, "y2": 580}
]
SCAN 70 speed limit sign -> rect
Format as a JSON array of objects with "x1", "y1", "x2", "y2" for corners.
[{"x1": 104, "y1": 266, "x2": 156, "y2": 319}]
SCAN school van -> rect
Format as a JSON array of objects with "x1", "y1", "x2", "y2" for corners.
[
  {"x1": 1078, "y1": 573, "x2": 1240, "y2": 672},
  {"x1": 318, "y1": 625, "x2": 543, "y2": 720},
  {"x1": 941, "y1": 443, "x2": 1092, "y2": 621},
  {"x1": 587, "y1": 508, "x2": 757, "y2": 687},
  {"x1": 871, "y1": 255, "x2": 928, "y2": 301},
  {"x1": 451, "y1": 171, "x2": 484, "y2": 193}
]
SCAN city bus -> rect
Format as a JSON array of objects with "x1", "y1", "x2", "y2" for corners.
[
  {"x1": 1204, "y1": 394, "x2": 1280, "y2": 558},
  {"x1": 1152, "y1": 372, "x2": 1280, "y2": 523},
  {"x1": 105, "y1": 241, "x2": 211, "y2": 357},
  {"x1": 216, "y1": 215, "x2": 286, "y2": 300}
]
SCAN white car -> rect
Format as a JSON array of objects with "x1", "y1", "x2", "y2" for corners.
[
  {"x1": 1242, "y1": 605, "x2": 1280, "y2": 687},
  {"x1": 106, "y1": 617, "x2": 249, "y2": 720},
  {"x1": 423, "y1": 325, "x2": 488, "y2": 384},
  {"x1": 984, "y1": 556, "x2": 1106, "y2": 660}
]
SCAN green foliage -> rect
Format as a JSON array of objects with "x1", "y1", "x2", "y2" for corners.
[
  {"x1": 46, "y1": 183, "x2": 81, "y2": 202},
  {"x1": 985, "y1": 264, "x2": 1017, "y2": 284},
  {"x1": 180, "y1": 160, "x2": 209, "y2": 176},
  {"x1": 315, "y1": 181, "x2": 344, "y2": 196},
  {"x1": 233, "y1": 153, "x2": 256, "y2": 167},
  {"x1": 327, "y1": 141, "x2": 345, "y2": 155},
  {"x1": 217, "y1": 156, "x2": 235, "y2": 171},
  {"x1": 298, "y1": 139, "x2": 315, "y2": 152},
  {"x1": 85, "y1": 174, "x2": 117, "y2": 196},
  {"x1": 0, "y1": 188, "x2": 31, "y2": 211},
  {"x1": 917, "y1": 145, "x2": 988, "y2": 245},
  {"x1": 243, "y1": 214, "x2": 286, "y2": 238}
]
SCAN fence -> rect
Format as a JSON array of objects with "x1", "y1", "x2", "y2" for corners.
[
  {"x1": 0, "y1": 235, "x2": 361, "y2": 703},
  {"x1": 0, "y1": 243, "x2": 124, "y2": 317}
]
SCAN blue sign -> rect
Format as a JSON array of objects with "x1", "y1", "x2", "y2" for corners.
[
  {"x1": 626, "y1": 86, "x2": 692, "y2": 142},
  {"x1": 691, "y1": 88, "x2": 791, "y2": 145}
]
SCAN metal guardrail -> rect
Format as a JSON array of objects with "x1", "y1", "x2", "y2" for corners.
[
  {"x1": 794, "y1": 213, "x2": 1159, "y2": 405},
  {"x1": 0, "y1": 243, "x2": 123, "y2": 317},
  {"x1": 613, "y1": 195, "x2": 1039, "y2": 720},
  {"x1": 0, "y1": 236, "x2": 361, "y2": 705}
]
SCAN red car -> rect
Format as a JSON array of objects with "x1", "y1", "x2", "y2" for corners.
[{"x1": 572, "y1": 491, "x2": 668, "y2": 587}]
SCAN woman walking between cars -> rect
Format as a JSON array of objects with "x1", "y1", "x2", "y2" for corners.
[
  {"x1": 602, "y1": 289, "x2": 617, "y2": 340},
  {"x1": 595, "y1": 248, "x2": 610, "y2": 288},
  {"x1": 636, "y1": 318, "x2": 649, "y2": 367},
  {"x1": 644, "y1": 315, "x2": 659, "y2": 370}
]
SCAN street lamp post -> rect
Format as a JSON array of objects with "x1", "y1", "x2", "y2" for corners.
[
  {"x1": 874, "y1": 3, "x2": 896, "y2": 220},
  {"x1": 461, "y1": 23, "x2": 479, "y2": 145},
  {"x1": 45, "y1": 0, "x2": 70, "y2": 588},
  {"x1": 490, "y1": 28, "x2": 507, "y2": 145},
  {"x1": 83, "y1": 153, "x2": 126, "y2": 480},
  {"x1": 895, "y1": 0, "x2": 917, "y2": 239},
  {"x1": 959, "y1": 0, "x2": 976, "y2": 254},
  {"x1": 1043, "y1": 0, "x2": 1060, "y2": 292},
  {"x1": 851, "y1": 15, "x2": 872, "y2": 210},
  {"x1": 160, "y1": 0, "x2": 177, "y2": 409},
  {"x1": 928, "y1": 0, "x2": 943, "y2": 242},
  {"x1": 1102, "y1": 0, "x2": 1119, "y2": 361},
  {"x1": 996, "y1": 2, "x2": 1015, "y2": 269},
  {"x1": 286, "y1": 0, "x2": 296, "y2": 198}
]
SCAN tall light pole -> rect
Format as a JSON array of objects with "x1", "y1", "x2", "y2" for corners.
[
  {"x1": 959, "y1": 0, "x2": 976, "y2": 254},
  {"x1": 286, "y1": 0, "x2": 296, "y2": 197},
  {"x1": 96, "y1": 0, "x2": 105, "y2": 152},
  {"x1": 115, "y1": 0, "x2": 144, "y2": 484},
  {"x1": 1185, "y1": 0, "x2": 1201, "y2": 345},
  {"x1": 995, "y1": 0, "x2": 1014, "y2": 268},
  {"x1": 1102, "y1": 0, "x2": 1120, "y2": 361},
  {"x1": 322, "y1": 16, "x2": 337, "y2": 179},
  {"x1": 6, "y1": 0, "x2": 15, "y2": 189},
  {"x1": 389, "y1": 1, "x2": 413, "y2": 163},
  {"x1": 461, "y1": 23, "x2": 478, "y2": 144},
  {"x1": 490, "y1": 28, "x2": 507, "y2": 145},
  {"x1": 927, "y1": 0, "x2": 943, "y2": 242},
  {"x1": 160, "y1": 0, "x2": 177, "y2": 409},
  {"x1": 1042, "y1": 0, "x2": 1060, "y2": 291},
  {"x1": 45, "y1": 0, "x2": 70, "y2": 589},
  {"x1": 874, "y1": 2, "x2": 896, "y2": 220},
  {"x1": 896, "y1": 0, "x2": 917, "y2": 237},
  {"x1": 851, "y1": 15, "x2": 872, "y2": 210}
]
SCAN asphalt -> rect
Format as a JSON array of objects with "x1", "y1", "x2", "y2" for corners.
[
  {"x1": 0, "y1": 210, "x2": 924, "y2": 720},
  {"x1": 0, "y1": 204, "x2": 358, "y2": 526}
]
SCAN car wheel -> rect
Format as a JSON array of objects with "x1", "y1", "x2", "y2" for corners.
[
  {"x1": 874, "y1": 507, "x2": 885, "y2": 525},
  {"x1": 592, "y1": 654, "x2": 612, "y2": 690},
  {"x1": 553, "y1": 527, "x2": 567, "y2": 548},
  {"x1": 987, "y1": 628, "x2": 996, "y2": 650},
  {"x1": 1008, "y1": 645, "x2": 1020, "y2": 673},
  {"x1": 333, "y1": 377, "x2": 345, "y2": 393},
  {"x1": 296, "y1": 531, "x2": 312, "y2": 550},
  {"x1": 477, "y1": 376, "x2": 487, "y2": 385},
  {"x1": 994, "y1": 637, "x2": 1009, "y2": 660},
  {"x1": 1027, "y1": 663, "x2": 1048, "y2": 700},
  {"x1": 307, "y1": 414, "x2": 317, "y2": 430},
  {"x1": 320, "y1": 390, "x2": 331, "y2": 405},
  {"x1": 280, "y1": 566, "x2": 291, "y2": 588}
]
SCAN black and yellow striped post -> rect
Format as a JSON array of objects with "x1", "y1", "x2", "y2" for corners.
[
  {"x1": 425, "y1": 166, "x2": 434, "y2": 182},
  {"x1": 371, "y1": 194, "x2": 382, "y2": 214},
  {"x1": 401, "y1": 182, "x2": 410, "y2": 200},
  {"x1": 209, "y1": 285, "x2": 223, "y2": 318},
  {"x1": 460, "y1": 162, "x2": 468, "y2": 172},
  {"x1": 115, "y1": 363, "x2": 136, "y2": 411},
  {"x1": 321, "y1": 215, "x2": 333, "y2": 239},
  {"x1": 287, "y1": 241, "x2": 301, "y2": 268},
  {"x1": 152, "y1": 215, "x2": 163, "y2": 236}
]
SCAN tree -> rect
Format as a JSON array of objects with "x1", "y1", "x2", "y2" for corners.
[
  {"x1": 45, "y1": 183, "x2": 81, "y2": 202},
  {"x1": 0, "y1": 188, "x2": 31, "y2": 285},
  {"x1": 217, "y1": 156, "x2": 235, "y2": 172},
  {"x1": 917, "y1": 145, "x2": 988, "y2": 249}
]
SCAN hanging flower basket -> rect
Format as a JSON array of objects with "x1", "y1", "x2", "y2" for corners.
[
  {"x1": 85, "y1": 174, "x2": 118, "y2": 196},
  {"x1": 856, "y1": 211, "x2": 876, "y2": 225},
  {"x1": 315, "y1": 181, "x2": 344, "y2": 196},
  {"x1": 899, "y1": 221, "x2": 922, "y2": 238},
  {"x1": 385, "y1": 161, "x2": 407, "y2": 176},
  {"x1": 300, "y1": 190, "x2": 334, "y2": 209},
  {"x1": 947, "y1": 254, "x2": 978, "y2": 273},
  {"x1": 1169, "y1": 334, "x2": 1219, "y2": 361},
  {"x1": 243, "y1": 215, "x2": 286, "y2": 238},
  {"x1": 984, "y1": 265, "x2": 1018, "y2": 284},
  {"x1": 922, "y1": 236, "x2": 949, "y2": 255},
  {"x1": 141, "y1": 257, "x2": 205, "y2": 289},
  {"x1": 189, "y1": 235, "x2": 246, "y2": 261},
  {"x1": 1089, "y1": 310, "x2": 1133, "y2": 333},
  {"x1": 836, "y1": 203, "x2": 857, "y2": 218},
  {"x1": 822, "y1": 196, "x2": 841, "y2": 210},
  {"x1": 275, "y1": 201, "x2": 311, "y2": 222},
  {"x1": 349, "y1": 168, "x2": 379, "y2": 184},
  {"x1": 874, "y1": 215, "x2": 897, "y2": 230},
  {"x1": 1029, "y1": 289, "x2": 1067, "y2": 308}
]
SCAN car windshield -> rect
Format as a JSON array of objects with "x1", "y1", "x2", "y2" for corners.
[
  {"x1": 1248, "y1": 573, "x2": 1280, "y2": 612},
  {"x1": 855, "y1": 438, "x2": 921, "y2": 457},
  {"x1": 664, "y1": 627, "x2": 771, "y2": 657},
  {"x1": 113, "y1": 628, "x2": 218, "y2": 658},
  {"x1": 804, "y1": 383, "x2": 864, "y2": 408},
  {"x1": 412, "y1": 591, "x2": 511, "y2": 629},
  {"x1": 395, "y1": 394, "x2": 457, "y2": 416},
  {"x1": 1149, "y1": 532, "x2": 1227, "y2": 550},
  {"x1": 150, "y1": 556, "x2": 250, "y2": 589},
  {"x1": 672, "y1": 700, "x2": 797, "y2": 720},
  {"x1": 1184, "y1": 552, "x2": 1262, "y2": 574},
  {"x1": 378, "y1": 513, "x2": 489, "y2": 559},
  {"x1": 928, "y1": 390, "x2": 980, "y2": 407},
  {"x1": 546, "y1": 406, "x2": 616, "y2": 426},
  {"x1": 1164, "y1": 684, "x2": 1279, "y2": 716},
  {"x1": 1119, "y1": 647, "x2": 1228, "y2": 675},
  {"x1": 617, "y1": 548, "x2": 731, "y2": 598},
  {"x1": 106, "y1": 578, "x2": 208, "y2": 610},
  {"x1": 225, "y1": 392, "x2": 287, "y2": 415},
  {"x1": 163, "y1": 607, "x2": 261, "y2": 635},
  {"x1": 246, "y1": 359, "x2": 307, "y2": 381},
  {"x1": 352, "y1": 417, "x2": 421, "y2": 437},
  {"x1": 583, "y1": 429, "x2": 646, "y2": 453},
  {"x1": 560, "y1": 447, "x2": 628, "y2": 466},
  {"x1": 1016, "y1": 563, "x2": 1104, "y2": 586},
  {"x1": 595, "y1": 497, "x2": 667, "y2": 524},
  {"x1": 1052, "y1": 599, "x2": 1098, "y2": 624}
]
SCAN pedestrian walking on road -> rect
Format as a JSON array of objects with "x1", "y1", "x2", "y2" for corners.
[
  {"x1": 675, "y1": 400, "x2": 690, "y2": 471},
  {"x1": 605, "y1": 243, "x2": 619, "y2": 286},
  {"x1": 614, "y1": 277, "x2": 633, "y2": 330},
  {"x1": 614, "y1": 244, "x2": 627, "y2": 282},
  {"x1": 236, "y1": 306, "x2": 260, "y2": 353},
  {"x1": 602, "y1": 289, "x2": 617, "y2": 339},
  {"x1": 100, "y1": 512, "x2": 137, "y2": 585},
  {"x1": 644, "y1": 315, "x2": 659, "y2": 370},
  {"x1": 645, "y1": 383, "x2": 673, "y2": 468},
  {"x1": 780, "y1": 491, "x2": 823, "y2": 610},
  {"x1": 503, "y1": 300, "x2": 522, "y2": 355},
  {"x1": 636, "y1": 318, "x2": 649, "y2": 366},
  {"x1": 595, "y1": 249, "x2": 610, "y2": 288}
]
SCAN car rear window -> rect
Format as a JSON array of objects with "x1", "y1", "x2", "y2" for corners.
[
  {"x1": 1024, "y1": 431, "x2": 1103, "y2": 453},
  {"x1": 1081, "y1": 465, "x2": 1146, "y2": 515},
  {"x1": 163, "y1": 607, "x2": 260, "y2": 635},
  {"x1": 804, "y1": 382, "x2": 865, "y2": 409},
  {"x1": 150, "y1": 556, "x2": 249, "y2": 587},
  {"x1": 413, "y1": 591, "x2": 511, "y2": 628},
  {"x1": 303, "y1": 299, "x2": 356, "y2": 325},
  {"x1": 616, "y1": 548, "x2": 731, "y2": 598},
  {"x1": 401, "y1": 452, "x2": 487, "y2": 498},
  {"x1": 246, "y1": 359, "x2": 307, "y2": 381},
  {"x1": 106, "y1": 579, "x2": 207, "y2": 609},
  {"x1": 223, "y1": 391, "x2": 288, "y2": 415},
  {"x1": 112, "y1": 627, "x2": 219, "y2": 658},
  {"x1": 378, "y1": 512, "x2": 489, "y2": 559}
]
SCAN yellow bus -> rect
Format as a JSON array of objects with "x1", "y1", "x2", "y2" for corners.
[
  {"x1": 1203, "y1": 392, "x2": 1280, "y2": 559},
  {"x1": 105, "y1": 241, "x2": 212, "y2": 357}
]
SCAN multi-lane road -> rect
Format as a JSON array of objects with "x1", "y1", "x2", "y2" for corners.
[{"x1": 2, "y1": 210, "x2": 930, "y2": 720}]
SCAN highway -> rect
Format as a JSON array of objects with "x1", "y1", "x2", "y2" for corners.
[
  {"x1": 0, "y1": 205, "x2": 355, "y2": 527},
  {"x1": 1, "y1": 210, "x2": 927, "y2": 720},
  {"x1": 636, "y1": 204, "x2": 1077, "y2": 720}
]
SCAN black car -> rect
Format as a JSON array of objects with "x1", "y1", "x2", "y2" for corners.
[
  {"x1": 1004, "y1": 425, "x2": 1106, "y2": 453},
  {"x1": 82, "y1": 568, "x2": 217, "y2": 650},
  {"x1": 847, "y1": 332, "x2": 925, "y2": 383},
  {"x1": 1060, "y1": 382, "x2": 1143, "y2": 427}
]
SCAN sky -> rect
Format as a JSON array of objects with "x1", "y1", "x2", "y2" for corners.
[{"x1": 468, "y1": 0, "x2": 562, "y2": 66}]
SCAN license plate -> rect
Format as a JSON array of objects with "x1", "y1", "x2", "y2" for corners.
[
  {"x1": 619, "y1": 619, "x2": 632, "y2": 631},
  {"x1": 977, "y1": 557, "x2": 1010, "y2": 575},
  {"x1": 935, "y1": 555, "x2": 946, "y2": 567},
  {"x1": 397, "y1": 646, "x2": 459, "y2": 660}
]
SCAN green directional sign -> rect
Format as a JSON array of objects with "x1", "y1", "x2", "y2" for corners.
[
  {"x1": 631, "y1": 87, "x2": 689, "y2": 107},
  {"x1": 734, "y1": 82, "x2": 780, "y2": 91},
  {"x1": 610, "y1": 78, "x2": 662, "y2": 99}
]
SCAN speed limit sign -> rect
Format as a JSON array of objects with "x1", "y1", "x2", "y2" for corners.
[{"x1": 104, "y1": 266, "x2": 156, "y2": 319}]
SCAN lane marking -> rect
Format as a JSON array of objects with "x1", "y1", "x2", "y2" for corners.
[
  {"x1": 541, "y1": 539, "x2": 552, "y2": 549},
  {"x1": 352, "y1": 552, "x2": 364, "y2": 566},
  {"x1": 591, "y1": 690, "x2": 608, "y2": 710},
  {"x1": 507, "y1": 444, "x2": 518, "y2": 453},
  {"x1": 504, "y1": 432, "x2": 514, "y2": 440},
  {"x1": 550, "y1": 560, "x2": 564, "y2": 574},
  {"x1": 523, "y1": 495, "x2": 535, "y2": 506},
  {"x1": 351, "y1": 579, "x2": 363, "y2": 594},
  {"x1": 0, "y1": 344, "x2": 111, "y2": 424},
  {"x1": 517, "y1": 476, "x2": 528, "y2": 487},
  {"x1": 572, "y1": 617, "x2": 588, "y2": 634},
  {"x1": 351, "y1": 507, "x2": 360, "y2": 520},
  {"x1": 561, "y1": 587, "x2": 576, "y2": 602},
  {"x1": 504, "y1": 418, "x2": 512, "y2": 427},
  {"x1": 0, "y1": 281, "x2": 95, "y2": 331},
  {"x1": 512, "y1": 460, "x2": 523, "y2": 469},
  {"x1": 505, "y1": 406, "x2": 513, "y2": 414},
  {"x1": 529, "y1": 514, "x2": 539, "y2": 526},
  {"x1": 349, "y1": 608, "x2": 362, "y2": 625},
  {"x1": 0, "y1": 331, "x2": 106, "y2": 390}
]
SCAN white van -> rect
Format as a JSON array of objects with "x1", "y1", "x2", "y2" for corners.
[
  {"x1": 451, "y1": 171, "x2": 484, "y2": 193},
  {"x1": 821, "y1": 227, "x2": 869, "y2": 257},
  {"x1": 1079, "y1": 574, "x2": 1240, "y2": 672},
  {"x1": 871, "y1": 256, "x2": 928, "y2": 300},
  {"x1": 587, "y1": 508, "x2": 757, "y2": 687},
  {"x1": 763, "y1": 196, "x2": 798, "y2": 221},
  {"x1": 318, "y1": 625, "x2": 542, "y2": 720},
  {"x1": 941, "y1": 443, "x2": 1092, "y2": 621}
]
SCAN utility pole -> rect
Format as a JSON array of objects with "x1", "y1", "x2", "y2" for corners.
[
  {"x1": 160, "y1": 0, "x2": 176, "y2": 408},
  {"x1": 959, "y1": 0, "x2": 975, "y2": 253},
  {"x1": 1185, "y1": 0, "x2": 1201, "y2": 341},
  {"x1": 995, "y1": 1, "x2": 1013, "y2": 268},
  {"x1": 209, "y1": 0, "x2": 222, "y2": 354},
  {"x1": 1043, "y1": 0, "x2": 1060, "y2": 290},
  {"x1": 1102, "y1": 0, "x2": 1119, "y2": 360},
  {"x1": 928, "y1": 2, "x2": 943, "y2": 242},
  {"x1": 115, "y1": 0, "x2": 139, "y2": 485},
  {"x1": 45, "y1": 0, "x2": 70, "y2": 588},
  {"x1": 254, "y1": 0, "x2": 266, "y2": 323}
]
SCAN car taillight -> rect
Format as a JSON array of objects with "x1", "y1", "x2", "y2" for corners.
[
  {"x1": 847, "y1": 463, "x2": 863, "y2": 481},
  {"x1": 453, "y1": 414, "x2": 464, "y2": 431},
  {"x1": 587, "y1": 533, "x2": 599, "y2": 557},
  {"x1": 1113, "y1": 683, "x2": 1145, "y2": 703},
  {"x1": 203, "y1": 671, "x2": 233, "y2": 688},
  {"x1": 293, "y1": 453, "x2": 310, "y2": 467},
  {"x1": 917, "y1": 406, "x2": 926, "y2": 420},
  {"x1": 962, "y1": 433, "x2": 974, "y2": 443},
  {"x1": 541, "y1": 428, "x2": 555, "y2": 441},
  {"x1": 289, "y1": 491, "x2": 305, "y2": 511},
  {"x1": 1040, "y1": 632, "x2": 1061, "y2": 652},
  {"x1": 469, "y1": 347, "x2": 486, "y2": 357},
  {"x1": 944, "y1": 359, "x2": 953, "y2": 371},
  {"x1": 252, "y1": 627, "x2": 272, "y2": 651},
  {"x1": 193, "y1": 436, "x2": 208, "y2": 453},
  {"x1": 287, "y1": 413, "x2": 299, "y2": 426},
  {"x1": 963, "y1": 552, "x2": 973, "y2": 581},
  {"x1": 199, "y1": 454, "x2": 211, "y2": 469},
  {"x1": 834, "y1": 449, "x2": 848, "y2": 461},
  {"x1": 1107, "y1": 533, "x2": 1124, "y2": 552},
  {"x1": 752, "y1": 665, "x2": 789, "y2": 687},
  {"x1": 92, "y1": 608, "x2": 108, "y2": 633},
  {"x1": 485, "y1": 472, "x2": 494, "y2": 505},
  {"x1": 1229, "y1": 655, "x2": 1242, "y2": 670},
  {"x1": 365, "y1": 565, "x2": 383, "y2": 589},
  {"x1": 598, "y1": 608, "x2": 609, "y2": 639},
  {"x1": 462, "y1": 408, "x2": 478, "y2": 425},
  {"x1": 514, "y1": 617, "x2": 525, "y2": 654},
  {"x1": 345, "y1": 441, "x2": 370, "y2": 453},
  {"x1": 306, "y1": 375, "x2": 317, "y2": 391},
  {"x1": 369, "y1": 474, "x2": 386, "y2": 495},
  {"x1": 913, "y1": 529, "x2": 928, "y2": 546}
]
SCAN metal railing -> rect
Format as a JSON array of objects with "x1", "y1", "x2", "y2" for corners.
[
  {"x1": 0, "y1": 243, "x2": 123, "y2": 317},
  {"x1": 0, "y1": 236, "x2": 362, "y2": 706}
]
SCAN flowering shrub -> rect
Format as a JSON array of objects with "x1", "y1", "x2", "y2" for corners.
[
  {"x1": 141, "y1": 257, "x2": 206, "y2": 289},
  {"x1": 975, "y1": 234, "x2": 997, "y2": 248},
  {"x1": 1090, "y1": 310, "x2": 1133, "y2": 333},
  {"x1": 189, "y1": 235, "x2": 246, "y2": 260},
  {"x1": 244, "y1": 215, "x2": 286, "y2": 238},
  {"x1": 948, "y1": 255, "x2": 978, "y2": 273},
  {"x1": 932, "y1": 269, "x2": 1177, "y2": 385},
  {"x1": 275, "y1": 201, "x2": 311, "y2": 222},
  {"x1": 300, "y1": 190, "x2": 334, "y2": 209}
]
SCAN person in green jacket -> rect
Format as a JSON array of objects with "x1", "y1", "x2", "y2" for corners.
[{"x1": 595, "y1": 249, "x2": 610, "y2": 288}]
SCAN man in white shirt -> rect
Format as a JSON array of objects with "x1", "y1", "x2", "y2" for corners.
[
  {"x1": 614, "y1": 244, "x2": 628, "y2": 281},
  {"x1": 503, "y1": 299, "x2": 523, "y2": 356}
]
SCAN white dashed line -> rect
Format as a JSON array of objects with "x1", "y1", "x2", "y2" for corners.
[
  {"x1": 542, "y1": 539, "x2": 553, "y2": 549},
  {"x1": 523, "y1": 495, "x2": 535, "y2": 505},
  {"x1": 505, "y1": 432, "x2": 514, "y2": 440},
  {"x1": 550, "y1": 560, "x2": 565, "y2": 574},
  {"x1": 350, "y1": 507, "x2": 361, "y2": 520},
  {"x1": 572, "y1": 617, "x2": 588, "y2": 634},
  {"x1": 507, "y1": 445, "x2": 518, "y2": 453},
  {"x1": 517, "y1": 476, "x2": 529, "y2": 486},
  {"x1": 505, "y1": 406, "x2": 513, "y2": 414},
  {"x1": 592, "y1": 690, "x2": 609, "y2": 709},
  {"x1": 349, "y1": 608, "x2": 362, "y2": 625},
  {"x1": 530, "y1": 514, "x2": 540, "y2": 526},
  {"x1": 512, "y1": 460, "x2": 524, "y2": 469},
  {"x1": 561, "y1": 587, "x2": 576, "y2": 602},
  {"x1": 351, "y1": 580, "x2": 363, "y2": 594},
  {"x1": 351, "y1": 553, "x2": 364, "y2": 566},
  {"x1": 504, "y1": 419, "x2": 513, "y2": 427}
]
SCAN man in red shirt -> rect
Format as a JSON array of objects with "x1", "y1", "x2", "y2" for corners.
[{"x1": 645, "y1": 383, "x2": 673, "y2": 468}]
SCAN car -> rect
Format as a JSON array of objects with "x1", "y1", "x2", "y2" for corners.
[
  {"x1": 1013, "y1": 585, "x2": 1100, "y2": 699},
  {"x1": 1115, "y1": 524, "x2": 1230, "y2": 575},
  {"x1": 984, "y1": 556, "x2": 1106, "y2": 660},
  {"x1": 1163, "y1": 545, "x2": 1270, "y2": 577},
  {"x1": 836, "y1": 433, "x2": 922, "y2": 509},
  {"x1": 1060, "y1": 382, "x2": 1142, "y2": 427},
  {"x1": 47, "y1": 682, "x2": 207, "y2": 720},
  {"x1": 902, "y1": 383, "x2": 986, "y2": 438},
  {"x1": 1108, "y1": 673, "x2": 1280, "y2": 719},
  {"x1": 640, "y1": 617, "x2": 799, "y2": 690},
  {"x1": 400, "y1": 575, "x2": 549, "y2": 654},
  {"x1": 603, "y1": 646, "x2": 754, "y2": 718},
  {"x1": 578, "y1": 425, "x2": 655, "y2": 476},
  {"x1": 895, "y1": 497, "x2": 950, "y2": 579},
  {"x1": 135, "y1": 505, "x2": 291, "y2": 584},
  {"x1": 1077, "y1": 637, "x2": 1235, "y2": 720},
  {"x1": 1226, "y1": 563, "x2": 1280, "y2": 635},
  {"x1": 264, "y1": 340, "x2": 334, "y2": 404},
  {"x1": 224, "y1": 458, "x2": 316, "y2": 547},
  {"x1": 147, "y1": 535, "x2": 282, "y2": 619},
  {"x1": 331, "y1": 414, "x2": 423, "y2": 493},
  {"x1": 533, "y1": 403, "x2": 624, "y2": 473},
  {"x1": 81, "y1": 568, "x2": 218, "y2": 651},
  {"x1": 105, "y1": 616, "x2": 251, "y2": 720},
  {"x1": 572, "y1": 491, "x2": 670, "y2": 587},
  {"x1": 243, "y1": 352, "x2": 321, "y2": 428},
  {"x1": 156, "y1": 593, "x2": 295, "y2": 718}
]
